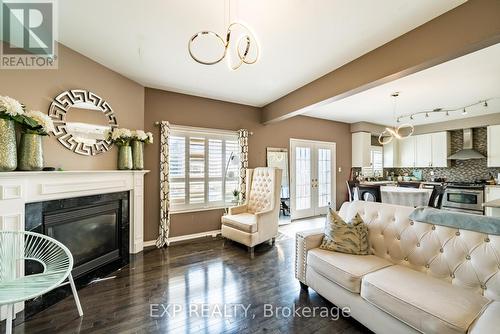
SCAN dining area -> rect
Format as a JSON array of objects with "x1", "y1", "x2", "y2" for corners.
[{"x1": 347, "y1": 181, "x2": 446, "y2": 209}]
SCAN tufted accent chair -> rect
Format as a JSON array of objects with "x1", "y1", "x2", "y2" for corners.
[
  {"x1": 221, "y1": 168, "x2": 282, "y2": 257},
  {"x1": 295, "y1": 200, "x2": 500, "y2": 334}
]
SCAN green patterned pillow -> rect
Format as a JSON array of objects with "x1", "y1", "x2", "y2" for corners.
[{"x1": 319, "y1": 208, "x2": 369, "y2": 255}]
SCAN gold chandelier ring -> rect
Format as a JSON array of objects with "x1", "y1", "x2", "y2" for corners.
[
  {"x1": 396, "y1": 123, "x2": 415, "y2": 139},
  {"x1": 378, "y1": 129, "x2": 394, "y2": 145},
  {"x1": 188, "y1": 31, "x2": 227, "y2": 65},
  {"x1": 227, "y1": 22, "x2": 259, "y2": 65}
]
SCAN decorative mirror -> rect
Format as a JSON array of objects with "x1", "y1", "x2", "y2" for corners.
[
  {"x1": 48, "y1": 89, "x2": 118, "y2": 156},
  {"x1": 266, "y1": 147, "x2": 290, "y2": 216}
]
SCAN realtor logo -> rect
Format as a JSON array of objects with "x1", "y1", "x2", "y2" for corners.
[{"x1": 1, "y1": 0, "x2": 58, "y2": 69}]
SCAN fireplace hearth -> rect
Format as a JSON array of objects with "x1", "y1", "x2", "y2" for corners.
[{"x1": 24, "y1": 191, "x2": 130, "y2": 318}]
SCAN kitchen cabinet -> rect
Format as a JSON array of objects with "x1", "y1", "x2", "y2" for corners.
[
  {"x1": 396, "y1": 132, "x2": 449, "y2": 168},
  {"x1": 488, "y1": 125, "x2": 500, "y2": 167},
  {"x1": 415, "y1": 134, "x2": 432, "y2": 167},
  {"x1": 383, "y1": 140, "x2": 398, "y2": 168},
  {"x1": 431, "y1": 132, "x2": 450, "y2": 167},
  {"x1": 398, "y1": 136, "x2": 416, "y2": 168},
  {"x1": 485, "y1": 186, "x2": 500, "y2": 217},
  {"x1": 352, "y1": 132, "x2": 371, "y2": 167}
]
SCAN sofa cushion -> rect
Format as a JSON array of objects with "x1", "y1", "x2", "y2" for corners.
[
  {"x1": 222, "y1": 213, "x2": 257, "y2": 233},
  {"x1": 319, "y1": 208, "x2": 369, "y2": 255},
  {"x1": 361, "y1": 265, "x2": 490, "y2": 334},
  {"x1": 307, "y1": 248, "x2": 392, "y2": 293}
]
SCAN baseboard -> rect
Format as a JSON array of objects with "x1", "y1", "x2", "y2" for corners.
[
  {"x1": 143, "y1": 240, "x2": 157, "y2": 248},
  {"x1": 143, "y1": 229, "x2": 221, "y2": 247}
]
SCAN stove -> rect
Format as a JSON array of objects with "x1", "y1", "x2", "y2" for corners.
[
  {"x1": 445, "y1": 182, "x2": 486, "y2": 190},
  {"x1": 441, "y1": 181, "x2": 485, "y2": 215}
]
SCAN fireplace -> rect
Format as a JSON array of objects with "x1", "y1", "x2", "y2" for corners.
[{"x1": 24, "y1": 191, "x2": 130, "y2": 317}]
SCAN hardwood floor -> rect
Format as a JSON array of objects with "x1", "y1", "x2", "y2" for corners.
[{"x1": 5, "y1": 229, "x2": 371, "y2": 334}]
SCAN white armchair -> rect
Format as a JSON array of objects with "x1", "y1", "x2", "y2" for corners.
[{"x1": 221, "y1": 167, "x2": 282, "y2": 257}]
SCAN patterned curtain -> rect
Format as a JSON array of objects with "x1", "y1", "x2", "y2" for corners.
[
  {"x1": 237, "y1": 129, "x2": 249, "y2": 201},
  {"x1": 156, "y1": 121, "x2": 171, "y2": 248}
]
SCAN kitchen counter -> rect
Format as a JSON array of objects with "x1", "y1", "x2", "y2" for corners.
[{"x1": 483, "y1": 199, "x2": 500, "y2": 208}]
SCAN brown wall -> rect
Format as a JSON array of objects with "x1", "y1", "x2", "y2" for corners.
[
  {"x1": 144, "y1": 88, "x2": 351, "y2": 241},
  {"x1": 0, "y1": 43, "x2": 144, "y2": 170}
]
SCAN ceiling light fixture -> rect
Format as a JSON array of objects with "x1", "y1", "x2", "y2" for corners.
[
  {"x1": 188, "y1": 0, "x2": 259, "y2": 70},
  {"x1": 378, "y1": 92, "x2": 414, "y2": 145},
  {"x1": 396, "y1": 97, "x2": 499, "y2": 123}
]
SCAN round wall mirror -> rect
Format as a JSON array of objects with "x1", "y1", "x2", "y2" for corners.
[{"x1": 48, "y1": 89, "x2": 118, "y2": 156}]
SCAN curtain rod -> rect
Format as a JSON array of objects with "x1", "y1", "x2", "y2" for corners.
[{"x1": 154, "y1": 122, "x2": 253, "y2": 135}]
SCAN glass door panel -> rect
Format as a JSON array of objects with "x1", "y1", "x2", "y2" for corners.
[
  {"x1": 317, "y1": 148, "x2": 332, "y2": 208},
  {"x1": 295, "y1": 146, "x2": 311, "y2": 210}
]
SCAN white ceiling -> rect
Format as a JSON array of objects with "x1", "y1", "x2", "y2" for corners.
[
  {"x1": 58, "y1": 0, "x2": 465, "y2": 107},
  {"x1": 304, "y1": 42, "x2": 500, "y2": 126}
]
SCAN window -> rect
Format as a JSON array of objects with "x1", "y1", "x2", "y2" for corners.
[
  {"x1": 169, "y1": 126, "x2": 240, "y2": 211},
  {"x1": 362, "y1": 146, "x2": 383, "y2": 177}
]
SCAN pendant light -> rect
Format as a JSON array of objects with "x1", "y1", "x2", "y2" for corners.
[
  {"x1": 188, "y1": 0, "x2": 259, "y2": 70},
  {"x1": 378, "y1": 92, "x2": 414, "y2": 145}
]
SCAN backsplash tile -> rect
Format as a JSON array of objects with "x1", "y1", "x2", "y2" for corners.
[{"x1": 377, "y1": 128, "x2": 499, "y2": 182}]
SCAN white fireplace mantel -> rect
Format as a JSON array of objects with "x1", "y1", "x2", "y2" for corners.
[{"x1": 0, "y1": 170, "x2": 149, "y2": 254}]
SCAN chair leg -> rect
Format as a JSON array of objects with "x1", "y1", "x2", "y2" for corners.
[
  {"x1": 5, "y1": 304, "x2": 13, "y2": 334},
  {"x1": 248, "y1": 246, "x2": 255, "y2": 259},
  {"x1": 68, "y1": 273, "x2": 83, "y2": 317}
]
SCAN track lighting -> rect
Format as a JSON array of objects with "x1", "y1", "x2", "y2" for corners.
[{"x1": 397, "y1": 97, "x2": 497, "y2": 123}]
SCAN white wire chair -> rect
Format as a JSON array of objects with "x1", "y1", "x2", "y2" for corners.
[{"x1": 0, "y1": 231, "x2": 83, "y2": 334}]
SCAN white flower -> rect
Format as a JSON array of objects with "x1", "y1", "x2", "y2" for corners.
[
  {"x1": 111, "y1": 128, "x2": 132, "y2": 141},
  {"x1": 132, "y1": 130, "x2": 148, "y2": 141},
  {"x1": 146, "y1": 132, "x2": 153, "y2": 144},
  {"x1": 25, "y1": 110, "x2": 55, "y2": 134},
  {"x1": 0, "y1": 96, "x2": 24, "y2": 117}
]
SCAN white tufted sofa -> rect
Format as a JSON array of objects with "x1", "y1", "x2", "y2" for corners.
[
  {"x1": 221, "y1": 167, "x2": 282, "y2": 257},
  {"x1": 295, "y1": 201, "x2": 500, "y2": 334}
]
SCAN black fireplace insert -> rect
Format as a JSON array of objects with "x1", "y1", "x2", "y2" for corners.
[{"x1": 24, "y1": 191, "x2": 130, "y2": 317}]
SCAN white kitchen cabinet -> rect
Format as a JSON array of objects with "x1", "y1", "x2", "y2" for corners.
[
  {"x1": 415, "y1": 134, "x2": 432, "y2": 167},
  {"x1": 352, "y1": 132, "x2": 371, "y2": 167},
  {"x1": 398, "y1": 136, "x2": 416, "y2": 167},
  {"x1": 431, "y1": 132, "x2": 450, "y2": 167},
  {"x1": 488, "y1": 125, "x2": 500, "y2": 167},
  {"x1": 485, "y1": 186, "x2": 500, "y2": 217},
  {"x1": 383, "y1": 140, "x2": 399, "y2": 168},
  {"x1": 398, "y1": 132, "x2": 449, "y2": 168}
]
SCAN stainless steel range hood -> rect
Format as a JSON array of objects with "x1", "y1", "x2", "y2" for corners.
[{"x1": 448, "y1": 128, "x2": 486, "y2": 160}]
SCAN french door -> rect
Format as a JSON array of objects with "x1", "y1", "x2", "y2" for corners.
[{"x1": 290, "y1": 139, "x2": 336, "y2": 220}]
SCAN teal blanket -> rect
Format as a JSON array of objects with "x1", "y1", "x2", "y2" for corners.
[{"x1": 409, "y1": 207, "x2": 500, "y2": 235}]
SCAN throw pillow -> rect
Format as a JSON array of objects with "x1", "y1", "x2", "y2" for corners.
[{"x1": 319, "y1": 208, "x2": 369, "y2": 255}]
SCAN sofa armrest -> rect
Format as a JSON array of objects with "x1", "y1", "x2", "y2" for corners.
[
  {"x1": 295, "y1": 229, "x2": 324, "y2": 284},
  {"x1": 469, "y1": 302, "x2": 500, "y2": 334},
  {"x1": 228, "y1": 204, "x2": 248, "y2": 215}
]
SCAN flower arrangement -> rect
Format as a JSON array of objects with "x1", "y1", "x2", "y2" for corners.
[
  {"x1": 132, "y1": 130, "x2": 153, "y2": 144},
  {"x1": 0, "y1": 96, "x2": 53, "y2": 132},
  {"x1": 109, "y1": 128, "x2": 133, "y2": 146},
  {"x1": 22, "y1": 110, "x2": 55, "y2": 135},
  {"x1": 0, "y1": 96, "x2": 24, "y2": 120}
]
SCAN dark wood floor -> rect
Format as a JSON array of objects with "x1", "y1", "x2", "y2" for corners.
[{"x1": 6, "y1": 237, "x2": 371, "y2": 334}]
